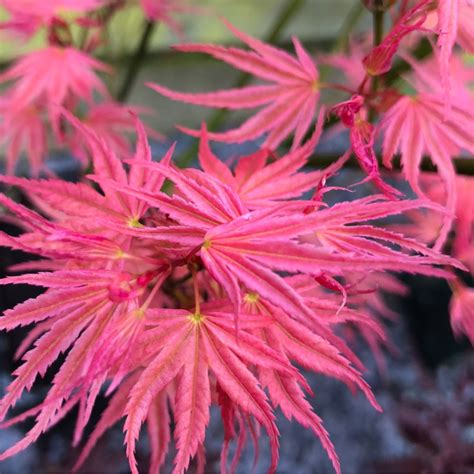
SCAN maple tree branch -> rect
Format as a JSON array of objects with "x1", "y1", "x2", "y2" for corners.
[
  {"x1": 191, "y1": 264, "x2": 201, "y2": 315},
  {"x1": 117, "y1": 19, "x2": 157, "y2": 102},
  {"x1": 369, "y1": 2, "x2": 385, "y2": 121},
  {"x1": 308, "y1": 153, "x2": 474, "y2": 176},
  {"x1": 372, "y1": 5, "x2": 385, "y2": 46}
]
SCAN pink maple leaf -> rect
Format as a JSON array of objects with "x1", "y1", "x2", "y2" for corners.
[
  {"x1": 433, "y1": 0, "x2": 474, "y2": 104},
  {"x1": 0, "y1": 96, "x2": 47, "y2": 175},
  {"x1": 0, "y1": 46, "x2": 110, "y2": 140},
  {"x1": 0, "y1": 0, "x2": 104, "y2": 37},
  {"x1": 0, "y1": 112, "x2": 174, "y2": 239},
  {"x1": 381, "y1": 93, "x2": 474, "y2": 248},
  {"x1": 148, "y1": 19, "x2": 320, "y2": 150},
  {"x1": 0, "y1": 264, "x2": 170, "y2": 459},
  {"x1": 0, "y1": 116, "x2": 465, "y2": 474},
  {"x1": 197, "y1": 114, "x2": 347, "y2": 209},
  {"x1": 123, "y1": 305, "x2": 296, "y2": 474}
]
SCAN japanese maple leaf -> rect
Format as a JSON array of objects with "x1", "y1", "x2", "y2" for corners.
[
  {"x1": 123, "y1": 305, "x2": 296, "y2": 474},
  {"x1": 0, "y1": 0, "x2": 104, "y2": 37},
  {"x1": 0, "y1": 113, "x2": 173, "y2": 240},
  {"x1": 0, "y1": 264, "x2": 170, "y2": 460},
  {"x1": 197, "y1": 114, "x2": 347, "y2": 209},
  {"x1": 139, "y1": 0, "x2": 190, "y2": 35},
  {"x1": 0, "y1": 46, "x2": 110, "y2": 139},
  {"x1": 0, "y1": 96, "x2": 47, "y2": 175},
  {"x1": 73, "y1": 300, "x2": 355, "y2": 474},
  {"x1": 381, "y1": 93, "x2": 474, "y2": 248},
  {"x1": 197, "y1": 195, "x2": 457, "y2": 338},
  {"x1": 0, "y1": 184, "x2": 176, "y2": 459},
  {"x1": 148, "y1": 19, "x2": 320, "y2": 150},
  {"x1": 432, "y1": 0, "x2": 474, "y2": 103}
]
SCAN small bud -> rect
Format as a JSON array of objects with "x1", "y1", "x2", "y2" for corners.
[
  {"x1": 362, "y1": 0, "x2": 397, "y2": 12},
  {"x1": 331, "y1": 95, "x2": 364, "y2": 127},
  {"x1": 48, "y1": 17, "x2": 73, "y2": 47}
]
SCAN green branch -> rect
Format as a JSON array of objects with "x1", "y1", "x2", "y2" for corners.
[{"x1": 117, "y1": 19, "x2": 157, "y2": 102}]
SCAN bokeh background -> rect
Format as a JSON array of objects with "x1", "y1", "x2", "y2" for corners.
[{"x1": 0, "y1": 1, "x2": 473, "y2": 472}]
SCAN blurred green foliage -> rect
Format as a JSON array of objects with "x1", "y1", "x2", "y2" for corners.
[{"x1": 0, "y1": 0, "x2": 362, "y2": 61}]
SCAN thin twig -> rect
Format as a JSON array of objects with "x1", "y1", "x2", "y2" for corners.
[
  {"x1": 117, "y1": 19, "x2": 157, "y2": 102},
  {"x1": 308, "y1": 153, "x2": 474, "y2": 176},
  {"x1": 369, "y1": 4, "x2": 385, "y2": 121}
]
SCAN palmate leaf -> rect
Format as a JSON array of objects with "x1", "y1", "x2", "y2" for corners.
[
  {"x1": 0, "y1": 300, "x2": 101, "y2": 422},
  {"x1": 173, "y1": 326, "x2": 210, "y2": 473},
  {"x1": 197, "y1": 111, "x2": 348, "y2": 209},
  {"x1": 1, "y1": 112, "x2": 170, "y2": 231},
  {"x1": 382, "y1": 92, "x2": 474, "y2": 249},
  {"x1": 0, "y1": 103, "x2": 465, "y2": 474},
  {"x1": 0, "y1": 263, "x2": 170, "y2": 458},
  {"x1": 124, "y1": 307, "x2": 298, "y2": 474},
  {"x1": 148, "y1": 20, "x2": 320, "y2": 149},
  {"x1": 198, "y1": 194, "x2": 459, "y2": 330}
]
